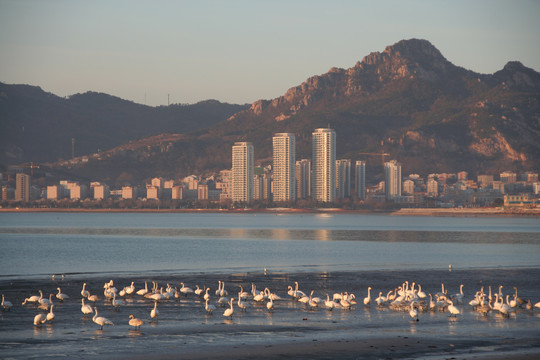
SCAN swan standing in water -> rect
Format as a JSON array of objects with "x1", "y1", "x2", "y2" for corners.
[
  {"x1": 237, "y1": 294, "x2": 248, "y2": 311},
  {"x1": 87, "y1": 293, "x2": 99, "y2": 303},
  {"x1": 409, "y1": 302, "x2": 419, "y2": 321},
  {"x1": 112, "y1": 292, "x2": 124, "y2": 310},
  {"x1": 93, "y1": 307, "x2": 114, "y2": 330},
  {"x1": 266, "y1": 298, "x2": 274, "y2": 312},
  {"x1": 56, "y1": 288, "x2": 69, "y2": 302},
  {"x1": 2, "y1": 294, "x2": 13, "y2": 311},
  {"x1": 46, "y1": 305, "x2": 55, "y2": 322},
  {"x1": 364, "y1": 287, "x2": 372, "y2": 305},
  {"x1": 34, "y1": 313, "x2": 47, "y2": 326},
  {"x1": 150, "y1": 302, "x2": 159, "y2": 319},
  {"x1": 223, "y1": 298, "x2": 234, "y2": 318},
  {"x1": 205, "y1": 299, "x2": 216, "y2": 314},
  {"x1": 81, "y1": 299, "x2": 93, "y2": 316},
  {"x1": 447, "y1": 299, "x2": 460, "y2": 317},
  {"x1": 128, "y1": 314, "x2": 144, "y2": 329},
  {"x1": 136, "y1": 282, "x2": 148, "y2": 296},
  {"x1": 81, "y1": 283, "x2": 90, "y2": 298}
]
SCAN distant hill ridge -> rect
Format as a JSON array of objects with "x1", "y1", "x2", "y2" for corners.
[{"x1": 1, "y1": 39, "x2": 539, "y2": 185}]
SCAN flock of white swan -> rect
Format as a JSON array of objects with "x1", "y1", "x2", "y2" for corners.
[{"x1": 2, "y1": 277, "x2": 540, "y2": 330}]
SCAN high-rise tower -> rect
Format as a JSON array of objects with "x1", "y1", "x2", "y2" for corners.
[
  {"x1": 384, "y1": 160, "x2": 402, "y2": 200},
  {"x1": 296, "y1": 159, "x2": 311, "y2": 200},
  {"x1": 355, "y1": 160, "x2": 366, "y2": 200},
  {"x1": 272, "y1": 133, "x2": 296, "y2": 202},
  {"x1": 336, "y1": 159, "x2": 351, "y2": 199},
  {"x1": 232, "y1": 142, "x2": 254, "y2": 203},
  {"x1": 311, "y1": 128, "x2": 336, "y2": 202},
  {"x1": 15, "y1": 173, "x2": 31, "y2": 202}
]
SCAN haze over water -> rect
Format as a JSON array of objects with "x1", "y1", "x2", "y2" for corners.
[{"x1": 1, "y1": 213, "x2": 539, "y2": 279}]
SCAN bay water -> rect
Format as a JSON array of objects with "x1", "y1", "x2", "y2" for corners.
[{"x1": 1, "y1": 212, "x2": 539, "y2": 279}]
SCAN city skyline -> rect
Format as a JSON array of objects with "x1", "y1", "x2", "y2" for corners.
[{"x1": 1, "y1": 1, "x2": 539, "y2": 106}]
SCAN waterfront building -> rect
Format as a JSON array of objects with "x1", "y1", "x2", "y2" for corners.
[
  {"x1": 15, "y1": 173, "x2": 31, "y2": 202},
  {"x1": 272, "y1": 133, "x2": 296, "y2": 202},
  {"x1": 500, "y1": 171, "x2": 517, "y2": 183},
  {"x1": 171, "y1": 185, "x2": 183, "y2": 200},
  {"x1": 198, "y1": 184, "x2": 209, "y2": 201},
  {"x1": 218, "y1": 170, "x2": 232, "y2": 200},
  {"x1": 232, "y1": 142, "x2": 254, "y2": 203},
  {"x1": 92, "y1": 184, "x2": 110, "y2": 200},
  {"x1": 46, "y1": 185, "x2": 64, "y2": 200},
  {"x1": 122, "y1": 186, "x2": 138, "y2": 200},
  {"x1": 427, "y1": 178, "x2": 439, "y2": 197},
  {"x1": 384, "y1": 160, "x2": 402, "y2": 201},
  {"x1": 335, "y1": 159, "x2": 351, "y2": 199},
  {"x1": 69, "y1": 184, "x2": 87, "y2": 200},
  {"x1": 402, "y1": 179, "x2": 415, "y2": 195},
  {"x1": 477, "y1": 175, "x2": 494, "y2": 188},
  {"x1": 296, "y1": 159, "x2": 311, "y2": 200},
  {"x1": 355, "y1": 161, "x2": 366, "y2": 200},
  {"x1": 311, "y1": 128, "x2": 336, "y2": 203}
]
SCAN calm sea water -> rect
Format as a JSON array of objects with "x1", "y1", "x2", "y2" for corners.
[{"x1": 1, "y1": 212, "x2": 539, "y2": 279}]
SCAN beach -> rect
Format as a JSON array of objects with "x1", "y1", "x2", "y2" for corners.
[{"x1": 2, "y1": 268, "x2": 540, "y2": 359}]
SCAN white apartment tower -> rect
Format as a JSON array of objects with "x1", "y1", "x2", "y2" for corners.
[
  {"x1": 311, "y1": 128, "x2": 336, "y2": 202},
  {"x1": 272, "y1": 133, "x2": 296, "y2": 202},
  {"x1": 384, "y1": 160, "x2": 402, "y2": 200},
  {"x1": 355, "y1": 161, "x2": 366, "y2": 200},
  {"x1": 296, "y1": 159, "x2": 311, "y2": 199},
  {"x1": 336, "y1": 159, "x2": 351, "y2": 199},
  {"x1": 232, "y1": 142, "x2": 254, "y2": 203}
]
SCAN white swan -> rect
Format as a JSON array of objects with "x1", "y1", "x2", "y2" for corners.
[
  {"x1": 447, "y1": 299, "x2": 460, "y2": 316},
  {"x1": 223, "y1": 298, "x2": 234, "y2": 318},
  {"x1": 81, "y1": 283, "x2": 90, "y2": 298},
  {"x1": 375, "y1": 292, "x2": 385, "y2": 306},
  {"x1": 56, "y1": 288, "x2": 69, "y2": 302},
  {"x1": 81, "y1": 299, "x2": 93, "y2": 315},
  {"x1": 112, "y1": 292, "x2": 124, "y2": 310},
  {"x1": 363, "y1": 287, "x2": 372, "y2": 305},
  {"x1": 136, "y1": 282, "x2": 148, "y2": 296},
  {"x1": 409, "y1": 302, "x2": 419, "y2": 321},
  {"x1": 219, "y1": 282, "x2": 229, "y2": 297},
  {"x1": 93, "y1": 307, "x2": 114, "y2": 330},
  {"x1": 46, "y1": 304, "x2": 55, "y2": 322},
  {"x1": 237, "y1": 293, "x2": 248, "y2": 311},
  {"x1": 87, "y1": 293, "x2": 99, "y2": 303},
  {"x1": 453, "y1": 284, "x2": 464, "y2": 304},
  {"x1": 266, "y1": 298, "x2": 274, "y2": 311},
  {"x1": 38, "y1": 290, "x2": 52, "y2": 307},
  {"x1": 22, "y1": 293, "x2": 40, "y2": 305},
  {"x1": 128, "y1": 314, "x2": 144, "y2": 329},
  {"x1": 205, "y1": 298, "x2": 216, "y2": 314},
  {"x1": 194, "y1": 285, "x2": 204, "y2": 297},
  {"x1": 150, "y1": 301, "x2": 159, "y2": 319},
  {"x1": 417, "y1": 285, "x2": 427, "y2": 299},
  {"x1": 2, "y1": 294, "x2": 13, "y2": 311},
  {"x1": 203, "y1": 288, "x2": 211, "y2": 301},
  {"x1": 33, "y1": 313, "x2": 47, "y2": 326},
  {"x1": 325, "y1": 294, "x2": 336, "y2": 310},
  {"x1": 180, "y1": 282, "x2": 194, "y2": 296},
  {"x1": 125, "y1": 282, "x2": 135, "y2": 296}
]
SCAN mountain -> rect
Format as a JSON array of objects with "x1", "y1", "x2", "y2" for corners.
[
  {"x1": 218, "y1": 39, "x2": 540, "y2": 175},
  {"x1": 0, "y1": 83, "x2": 248, "y2": 164},
  {"x1": 4, "y1": 39, "x2": 540, "y2": 185}
]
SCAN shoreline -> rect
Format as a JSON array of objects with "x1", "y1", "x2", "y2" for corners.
[{"x1": 1, "y1": 207, "x2": 539, "y2": 217}]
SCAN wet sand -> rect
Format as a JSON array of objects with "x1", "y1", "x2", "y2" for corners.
[{"x1": 1, "y1": 268, "x2": 540, "y2": 359}]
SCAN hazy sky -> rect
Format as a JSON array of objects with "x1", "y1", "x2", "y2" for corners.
[{"x1": 1, "y1": 0, "x2": 539, "y2": 106}]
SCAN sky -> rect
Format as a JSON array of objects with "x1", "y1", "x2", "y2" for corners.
[{"x1": 1, "y1": 0, "x2": 539, "y2": 107}]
